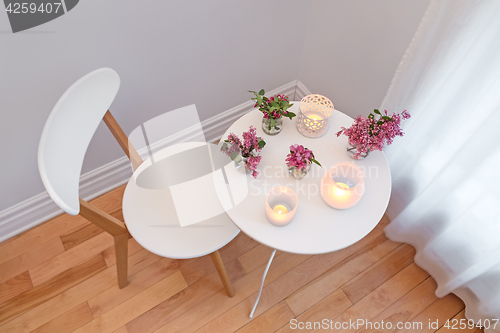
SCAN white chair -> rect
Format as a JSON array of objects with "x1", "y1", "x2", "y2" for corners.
[{"x1": 38, "y1": 68, "x2": 239, "y2": 296}]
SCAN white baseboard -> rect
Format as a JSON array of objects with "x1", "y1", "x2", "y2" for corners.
[
  {"x1": 295, "y1": 80, "x2": 312, "y2": 100},
  {"x1": 0, "y1": 80, "x2": 311, "y2": 242}
]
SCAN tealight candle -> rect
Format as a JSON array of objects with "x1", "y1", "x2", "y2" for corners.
[
  {"x1": 266, "y1": 187, "x2": 298, "y2": 227},
  {"x1": 306, "y1": 112, "x2": 324, "y2": 121},
  {"x1": 273, "y1": 205, "x2": 288, "y2": 214},
  {"x1": 321, "y1": 162, "x2": 365, "y2": 209}
]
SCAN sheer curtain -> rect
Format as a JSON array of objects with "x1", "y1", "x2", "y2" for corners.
[{"x1": 381, "y1": 0, "x2": 500, "y2": 330}]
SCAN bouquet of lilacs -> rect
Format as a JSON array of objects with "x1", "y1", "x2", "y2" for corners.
[
  {"x1": 285, "y1": 144, "x2": 321, "y2": 170},
  {"x1": 336, "y1": 109, "x2": 411, "y2": 159},
  {"x1": 221, "y1": 126, "x2": 266, "y2": 178},
  {"x1": 250, "y1": 89, "x2": 295, "y2": 130}
]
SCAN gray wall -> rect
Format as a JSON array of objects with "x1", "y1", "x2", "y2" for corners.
[
  {"x1": 0, "y1": 0, "x2": 309, "y2": 210},
  {"x1": 298, "y1": 0, "x2": 429, "y2": 117},
  {"x1": 0, "y1": 0, "x2": 429, "y2": 213}
]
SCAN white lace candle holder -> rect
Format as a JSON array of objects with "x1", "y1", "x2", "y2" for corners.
[
  {"x1": 265, "y1": 186, "x2": 298, "y2": 227},
  {"x1": 321, "y1": 162, "x2": 365, "y2": 209},
  {"x1": 296, "y1": 94, "x2": 334, "y2": 138}
]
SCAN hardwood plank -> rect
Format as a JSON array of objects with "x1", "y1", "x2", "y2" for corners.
[
  {"x1": 180, "y1": 233, "x2": 258, "y2": 285},
  {"x1": 114, "y1": 326, "x2": 129, "y2": 333},
  {"x1": 341, "y1": 243, "x2": 415, "y2": 304},
  {"x1": 29, "y1": 232, "x2": 114, "y2": 286},
  {"x1": 153, "y1": 252, "x2": 310, "y2": 333},
  {"x1": 238, "y1": 244, "x2": 280, "y2": 274},
  {"x1": 60, "y1": 223, "x2": 104, "y2": 251},
  {"x1": 396, "y1": 293, "x2": 464, "y2": 333},
  {"x1": 285, "y1": 234, "x2": 399, "y2": 316},
  {"x1": 161, "y1": 216, "x2": 389, "y2": 333},
  {"x1": 277, "y1": 289, "x2": 353, "y2": 333},
  {"x1": 0, "y1": 254, "x2": 106, "y2": 324},
  {"x1": 102, "y1": 238, "x2": 145, "y2": 267},
  {"x1": 0, "y1": 237, "x2": 65, "y2": 284},
  {"x1": 196, "y1": 233, "x2": 391, "y2": 333},
  {"x1": 88, "y1": 257, "x2": 180, "y2": 318},
  {"x1": 73, "y1": 271, "x2": 188, "y2": 333},
  {"x1": 31, "y1": 302, "x2": 93, "y2": 333},
  {"x1": 0, "y1": 185, "x2": 125, "y2": 265},
  {"x1": 357, "y1": 277, "x2": 438, "y2": 332},
  {"x1": 110, "y1": 209, "x2": 125, "y2": 222},
  {"x1": 319, "y1": 263, "x2": 429, "y2": 332},
  {"x1": 126, "y1": 258, "x2": 246, "y2": 333},
  {"x1": 0, "y1": 248, "x2": 160, "y2": 333},
  {"x1": 0, "y1": 271, "x2": 33, "y2": 304},
  {"x1": 236, "y1": 301, "x2": 295, "y2": 333},
  {"x1": 435, "y1": 308, "x2": 477, "y2": 333}
]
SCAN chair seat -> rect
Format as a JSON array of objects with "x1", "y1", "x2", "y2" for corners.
[{"x1": 123, "y1": 142, "x2": 240, "y2": 259}]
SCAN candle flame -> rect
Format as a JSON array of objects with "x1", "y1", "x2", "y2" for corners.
[{"x1": 273, "y1": 205, "x2": 288, "y2": 214}]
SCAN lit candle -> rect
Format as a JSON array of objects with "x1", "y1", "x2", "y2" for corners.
[
  {"x1": 306, "y1": 112, "x2": 324, "y2": 121},
  {"x1": 273, "y1": 205, "x2": 288, "y2": 214},
  {"x1": 321, "y1": 163, "x2": 365, "y2": 209},
  {"x1": 266, "y1": 187, "x2": 298, "y2": 227},
  {"x1": 297, "y1": 94, "x2": 334, "y2": 138}
]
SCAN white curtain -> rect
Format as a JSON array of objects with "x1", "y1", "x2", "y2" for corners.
[{"x1": 381, "y1": 0, "x2": 500, "y2": 331}]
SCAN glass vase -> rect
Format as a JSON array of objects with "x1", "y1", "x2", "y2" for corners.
[
  {"x1": 235, "y1": 156, "x2": 251, "y2": 174},
  {"x1": 288, "y1": 164, "x2": 311, "y2": 179},
  {"x1": 262, "y1": 117, "x2": 283, "y2": 135},
  {"x1": 346, "y1": 141, "x2": 370, "y2": 160}
]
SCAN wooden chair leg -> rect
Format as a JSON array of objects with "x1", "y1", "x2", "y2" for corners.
[
  {"x1": 210, "y1": 250, "x2": 234, "y2": 297},
  {"x1": 114, "y1": 233, "x2": 129, "y2": 289}
]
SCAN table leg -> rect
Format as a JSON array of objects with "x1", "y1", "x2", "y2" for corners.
[{"x1": 249, "y1": 249, "x2": 277, "y2": 318}]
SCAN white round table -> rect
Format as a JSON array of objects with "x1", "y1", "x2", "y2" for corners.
[{"x1": 218, "y1": 104, "x2": 392, "y2": 316}]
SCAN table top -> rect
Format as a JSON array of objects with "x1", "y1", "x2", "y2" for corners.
[
  {"x1": 217, "y1": 104, "x2": 391, "y2": 255},
  {"x1": 122, "y1": 142, "x2": 240, "y2": 259}
]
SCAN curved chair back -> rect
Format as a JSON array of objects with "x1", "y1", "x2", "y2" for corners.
[{"x1": 38, "y1": 68, "x2": 120, "y2": 215}]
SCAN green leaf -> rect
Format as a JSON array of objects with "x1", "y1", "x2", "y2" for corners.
[
  {"x1": 258, "y1": 140, "x2": 266, "y2": 149},
  {"x1": 377, "y1": 121, "x2": 383, "y2": 125},
  {"x1": 259, "y1": 89, "x2": 265, "y2": 95},
  {"x1": 270, "y1": 118, "x2": 275, "y2": 129},
  {"x1": 382, "y1": 116, "x2": 391, "y2": 120},
  {"x1": 286, "y1": 112, "x2": 296, "y2": 119},
  {"x1": 270, "y1": 101, "x2": 278, "y2": 107},
  {"x1": 230, "y1": 152, "x2": 241, "y2": 162},
  {"x1": 374, "y1": 109, "x2": 381, "y2": 115},
  {"x1": 311, "y1": 159, "x2": 322, "y2": 167}
]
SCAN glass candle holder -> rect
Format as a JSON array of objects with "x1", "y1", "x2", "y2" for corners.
[
  {"x1": 296, "y1": 94, "x2": 334, "y2": 138},
  {"x1": 320, "y1": 162, "x2": 365, "y2": 209},
  {"x1": 265, "y1": 186, "x2": 298, "y2": 227}
]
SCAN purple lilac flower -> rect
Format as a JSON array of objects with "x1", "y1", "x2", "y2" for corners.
[
  {"x1": 221, "y1": 126, "x2": 265, "y2": 178},
  {"x1": 336, "y1": 109, "x2": 411, "y2": 159},
  {"x1": 286, "y1": 144, "x2": 315, "y2": 170}
]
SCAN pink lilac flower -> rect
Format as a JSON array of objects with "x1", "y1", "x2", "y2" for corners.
[
  {"x1": 336, "y1": 109, "x2": 411, "y2": 159},
  {"x1": 221, "y1": 126, "x2": 265, "y2": 178},
  {"x1": 286, "y1": 144, "x2": 317, "y2": 170}
]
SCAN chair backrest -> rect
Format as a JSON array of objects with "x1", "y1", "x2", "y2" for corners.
[{"x1": 38, "y1": 68, "x2": 120, "y2": 216}]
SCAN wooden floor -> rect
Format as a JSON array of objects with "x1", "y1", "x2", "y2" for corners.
[{"x1": 0, "y1": 185, "x2": 484, "y2": 333}]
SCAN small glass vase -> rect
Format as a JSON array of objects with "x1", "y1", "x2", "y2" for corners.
[
  {"x1": 288, "y1": 164, "x2": 311, "y2": 179},
  {"x1": 346, "y1": 141, "x2": 370, "y2": 160},
  {"x1": 235, "y1": 156, "x2": 251, "y2": 174},
  {"x1": 262, "y1": 117, "x2": 283, "y2": 135}
]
